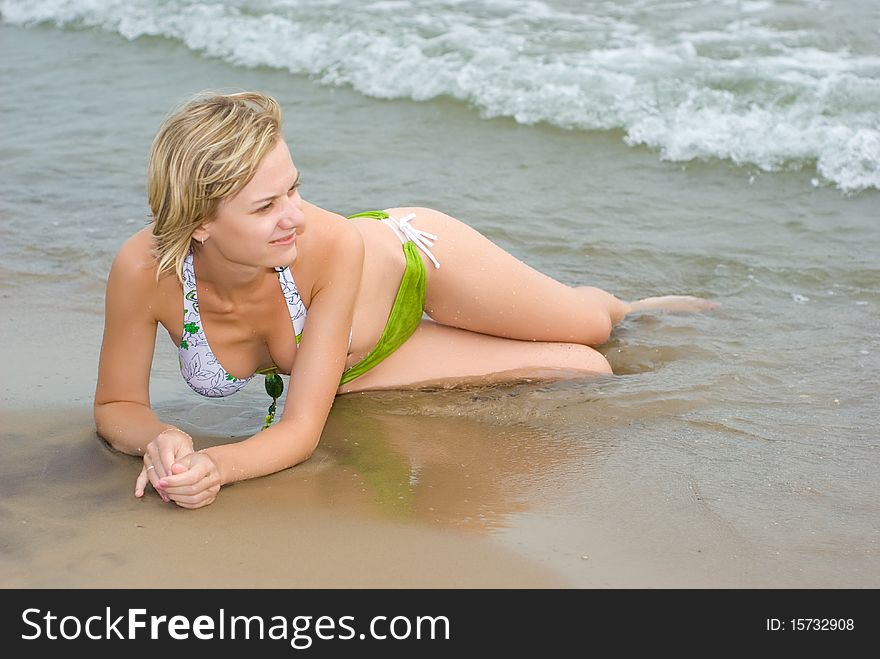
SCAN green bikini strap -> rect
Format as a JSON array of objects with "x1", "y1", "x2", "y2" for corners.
[{"x1": 347, "y1": 210, "x2": 390, "y2": 220}]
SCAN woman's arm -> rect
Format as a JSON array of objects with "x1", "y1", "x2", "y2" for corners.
[
  {"x1": 94, "y1": 234, "x2": 170, "y2": 451},
  {"x1": 94, "y1": 233, "x2": 192, "y2": 499},
  {"x1": 157, "y1": 220, "x2": 365, "y2": 507}
]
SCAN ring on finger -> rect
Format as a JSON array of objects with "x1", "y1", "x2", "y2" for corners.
[{"x1": 146, "y1": 465, "x2": 156, "y2": 471}]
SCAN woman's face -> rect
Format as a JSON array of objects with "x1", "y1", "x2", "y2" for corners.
[{"x1": 197, "y1": 138, "x2": 305, "y2": 268}]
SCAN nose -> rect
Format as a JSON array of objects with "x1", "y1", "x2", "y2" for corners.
[{"x1": 278, "y1": 193, "x2": 304, "y2": 228}]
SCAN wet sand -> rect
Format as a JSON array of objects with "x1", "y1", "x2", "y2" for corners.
[{"x1": 1, "y1": 405, "x2": 568, "y2": 588}]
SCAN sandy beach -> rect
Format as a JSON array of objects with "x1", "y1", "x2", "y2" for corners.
[{"x1": 3, "y1": 410, "x2": 568, "y2": 589}]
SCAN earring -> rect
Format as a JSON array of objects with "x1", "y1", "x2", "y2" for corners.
[{"x1": 199, "y1": 237, "x2": 206, "y2": 245}]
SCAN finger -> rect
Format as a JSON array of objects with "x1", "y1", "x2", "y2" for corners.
[
  {"x1": 173, "y1": 497, "x2": 216, "y2": 509},
  {"x1": 134, "y1": 467, "x2": 148, "y2": 497},
  {"x1": 143, "y1": 463, "x2": 170, "y2": 502},
  {"x1": 159, "y1": 462, "x2": 190, "y2": 484},
  {"x1": 170, "y1": 489, "x2": 219, "y2": 509},
  {"x1": 146, "y1": 445, "x2": 170, "y2": 480},
  {"x1": 159, "y1": 464, "x2": 208, "y2": 489},
  {"x1": 159, "y1": 464, "x2": 194, "y2": 494},
  {"x1": 163, "y1": 468, "x2": 220, "y2": 501},
  {"x1": 161, "y1": 472, "x2": 219, "y2": 497},
  {"x1": 159, "y1": 445, "x2": 179, "y2": 475},
  {"x1": 155, "y1": 481, "x2": 171, "y2": 503}
]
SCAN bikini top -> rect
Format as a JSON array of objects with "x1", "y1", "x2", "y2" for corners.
[{"x1": 178, "y1": 249, "x2": 316, "y2": 397}]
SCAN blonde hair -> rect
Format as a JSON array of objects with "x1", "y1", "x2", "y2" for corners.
[{"x1": 148, "y1": 90, "x2": 283, "y2": 283}]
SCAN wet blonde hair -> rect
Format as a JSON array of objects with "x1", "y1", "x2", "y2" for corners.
[{"x1": 148, "y1": 90, "x2": 283, "y2": 283}]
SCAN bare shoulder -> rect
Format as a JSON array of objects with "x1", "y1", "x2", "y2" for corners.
[
  {"x1": 301, "y1": 210, "x2": 364, "y2": 297},
  {"x1": 107, "y1": 226, "x2": 162, "y2": 296},
  {"x1": 313, "y1": 209, "x2": 364, "y2": 256},
  {"x1": 326, "y1": 212, "x2": 364, "y2": 264}
]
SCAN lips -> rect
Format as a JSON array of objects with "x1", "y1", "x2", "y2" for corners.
[{"x1": 270, "y1": 232, "x2": 296, "y2": 245}]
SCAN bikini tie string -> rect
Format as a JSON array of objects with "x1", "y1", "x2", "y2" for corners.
[{"x1": 383, "y1": 213, "x2": 441, "y2": 269}]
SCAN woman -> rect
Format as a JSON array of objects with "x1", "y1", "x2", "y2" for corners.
[{"x1": 94, "y1": 91, "x2": 716, "y2": 509}]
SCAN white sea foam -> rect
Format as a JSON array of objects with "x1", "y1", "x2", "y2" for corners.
[{"x1": 3, "y1": 0, "x2": 878, "y2": 191}]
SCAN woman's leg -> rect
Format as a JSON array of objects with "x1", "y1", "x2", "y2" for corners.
[
  {"x1": 337, "y1": 319, "x2": 611, "y2": 394},
  {"x1": 386, "y1": 207, "x2": 624, "y2": 346}
]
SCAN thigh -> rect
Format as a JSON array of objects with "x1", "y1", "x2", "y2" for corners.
[
  {"x1": 336, "y1": 319, "x2": 612, "y2": 394},
  {"x1": 386, "y1": 207, "x2": 607, "y2": 345}
]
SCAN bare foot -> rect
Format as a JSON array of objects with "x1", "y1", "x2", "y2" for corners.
[{"x1": 628, "y1": 295, "x2": 720, "y2": 314}]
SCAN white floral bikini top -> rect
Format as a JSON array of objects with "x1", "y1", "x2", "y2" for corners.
[{"x1": 178, "y1": 249, "x2": 309, "y2": 398}]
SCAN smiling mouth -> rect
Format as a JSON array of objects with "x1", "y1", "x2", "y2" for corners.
[{"x1": 270, "y1": 232, "x2": 296, "y2": 245}]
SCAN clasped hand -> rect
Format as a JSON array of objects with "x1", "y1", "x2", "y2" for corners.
[{"x1": 134, "y1": 428, "x2": 221, "y2": 509}]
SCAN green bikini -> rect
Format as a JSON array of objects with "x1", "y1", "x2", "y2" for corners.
[{"x1": 339, "y1": 210, "x2": 436, "y2": 385}]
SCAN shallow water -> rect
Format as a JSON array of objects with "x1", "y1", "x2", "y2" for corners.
[{"x1": 1, "y1": 10, "x2": 878, "y2": 587}]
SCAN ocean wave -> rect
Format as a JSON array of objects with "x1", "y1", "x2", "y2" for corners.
[{"x1": 3, "y1": 0, "x2": 878, "y2": 191}]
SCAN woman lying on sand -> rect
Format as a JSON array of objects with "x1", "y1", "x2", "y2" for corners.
[{"x1": 94, "y1": 91, "x2": 717, "y2": 509}]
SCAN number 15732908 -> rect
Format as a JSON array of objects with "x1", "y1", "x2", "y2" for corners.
[{"x1": 766, "y1": 618, "x2": 854, "y2": 631}]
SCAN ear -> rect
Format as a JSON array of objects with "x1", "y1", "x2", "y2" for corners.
[{"x1": 191, "y1": 220, "x2": 212, "y2": 244}]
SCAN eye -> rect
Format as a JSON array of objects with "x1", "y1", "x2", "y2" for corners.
[{"x1": 256, "y1": 201, "x2": 273, "y2": 213}]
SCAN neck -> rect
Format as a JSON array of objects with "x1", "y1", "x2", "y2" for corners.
[
  {"x1": 191, "y1": 200, "x2": 330, "y2": 303},
  {"x1": 193, "y1": 244, "x2": 272, "y2": 305}
]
